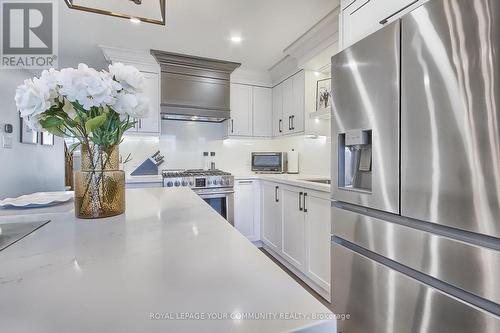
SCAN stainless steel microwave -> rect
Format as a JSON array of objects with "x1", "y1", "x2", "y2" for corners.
[{"x1": 251, "y1": 152, "x2": 287, "y2": 173}]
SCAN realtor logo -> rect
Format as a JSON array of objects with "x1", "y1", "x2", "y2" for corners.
[{"x1": 1, "y1": 0, "x2": 58, "y2": 69}]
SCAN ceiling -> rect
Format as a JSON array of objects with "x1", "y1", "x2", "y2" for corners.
[{"x1": 58, "y1": 0, "x2": 339, "y2": 71}]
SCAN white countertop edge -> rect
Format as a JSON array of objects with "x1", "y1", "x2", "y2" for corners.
[
  {"x1": 234, "y1": 174, "x2": 331, "y2": 193},
  {"x1": 125, "y1": 175, "x2": 163, "y2": 184}
]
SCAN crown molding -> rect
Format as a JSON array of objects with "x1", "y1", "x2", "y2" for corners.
[
  {"x1": 100, "y1": 45, "x2": 160, "y2": 73},
  {"x1": 268, "y1": 6, "x2": 340, "y2": 85}
]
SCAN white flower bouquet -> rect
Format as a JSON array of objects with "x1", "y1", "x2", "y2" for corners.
[
  {"x1": 14, "y1": 63, "x2": 149, "y2": 218},
  {"x1": 15, "y1": 63, "x2": 148, "y2": 149}
]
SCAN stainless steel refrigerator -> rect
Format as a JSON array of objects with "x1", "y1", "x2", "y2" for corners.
[{"x1": 330, "y1": 0, "x2": 500, "y2": 332}]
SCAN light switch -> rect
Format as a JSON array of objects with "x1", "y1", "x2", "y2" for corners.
[{"x1": 2, "y1": 136, "x2": 13, "y2": 149}]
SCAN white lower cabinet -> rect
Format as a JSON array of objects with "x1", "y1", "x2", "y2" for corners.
[
  {"x1": 234, "y1": 179, "x2": 260, "y2": 242},
  {"x1": 281, "y1": 186, "x2": 306, "y2": 271},
  {"x1": 304, "y1": 193, "x2": 331, "y2": 292},
  {"x1": 261, "y1": 182, "x2": 282, "y2": 253},
  {"x1": 260, "y1": 181, "x2": 331, "y2": 298}
]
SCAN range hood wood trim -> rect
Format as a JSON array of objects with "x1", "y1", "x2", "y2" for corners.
[{"x1": 151, "y1": 50, "x2": 241, "y2": 74}]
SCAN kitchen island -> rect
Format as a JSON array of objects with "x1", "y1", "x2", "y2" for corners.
[{"x1": 0, "y1": 188, "x2": 335, "y2": 333}]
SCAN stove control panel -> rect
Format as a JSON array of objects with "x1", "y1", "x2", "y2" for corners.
[{"x1": 163, "y1": 175, "x2": 234, "y2": 189}]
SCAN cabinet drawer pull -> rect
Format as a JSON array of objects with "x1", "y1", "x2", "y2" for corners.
[
  {"x1": 379, "y1": 0, "x2": 418, "y2": 24},
  {"x1": 299, "y1": 192, "x2": 303, "y2": 211},
  {"x1": 275, "y1": 186, "x2": 279, "y2": 202},
  {"x1": 238, "y1": 181, "x2": 253, "y2": 184},
  {"x1": 303, "y1": 193, "x2": 308, "y2": 213}
]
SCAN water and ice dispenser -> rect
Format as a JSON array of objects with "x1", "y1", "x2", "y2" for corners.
[{"x1": 338, "y1": 129, "x2": 372, "y2": 192}]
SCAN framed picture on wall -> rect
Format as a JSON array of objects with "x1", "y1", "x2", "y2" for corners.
[
  {"x1": 41, "y1": 131, "x2": 54, "y2": 146},
  {"x1": 19, "y1": 117, "x2": 38, "y2": 145},
  {"x1": 316, "y1": 78, "x2": 332, "y2": 112}
]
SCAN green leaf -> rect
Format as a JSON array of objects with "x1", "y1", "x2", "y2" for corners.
[
  {"x1": 40, "y1": 117, "x2": 64, "y2": 129},
  {"x1": 69, "y1": 142, "x2": 81, "y2": 153},
  {"x1": 85, "y1": 114, "x2": 107, "y2": 133},
  {"x1": 45, "y1": 126, "x2": 66, "y2": 137}
]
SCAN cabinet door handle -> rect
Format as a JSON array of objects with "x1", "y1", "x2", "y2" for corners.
[
  {"x1": 275, "y1": 186, "x2": 279, "y2": 202},
  {"x1": 279, "y1": 119, "x2": 282, "y2": 133},
  {"x1": 288, "y1": 116, "x2": 292, "y2": 131},
  {"x1": 291, "y1": 115, "x2": 295, "y2": 130},
  {"x1": 231, "y1": 119, "x2": 234, "y2": 133},
  {"x1": 379, "y1": 0, "x2": 418, "y2": 24},
  {"x1": 139, "y1": 119, "x2": 142, "y2": 129},
  {"x1": 303, "y1": 193, "x2": 308, "y2": 213},
  {"x1": 299, "y1": 192, "x2": 303, "y2": 211}
]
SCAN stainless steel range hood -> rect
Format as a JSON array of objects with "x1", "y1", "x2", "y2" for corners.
[{"x1": 151, "y1": 50, "x2": 241, "y2": 123}]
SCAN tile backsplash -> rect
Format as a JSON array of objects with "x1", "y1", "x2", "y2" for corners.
[{"x1": 121, "y1": 120, "x2": 330, "y2": 177}]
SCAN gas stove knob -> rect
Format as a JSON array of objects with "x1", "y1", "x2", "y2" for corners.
[
  {"x1": 218, "y1": 179, "x2": 224, "y2": 185},
  {"x1": 225, "y1": 179, "x2": 231, "y2": 186},
  {"x1": 174, "y1": 181, "x2": 181, "y2": 187},
  {"x1": 166, "y1": 181, "x2": 173, "y2": 187},
  {"x1": 189, "y1": 181, "x2": 194, "y2": 186},
  {"x1": 182, "y1": 180, "x2": 188, "y2": 187}
]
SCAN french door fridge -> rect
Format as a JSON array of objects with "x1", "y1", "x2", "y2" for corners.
[{"x1": 331, "y1": 0, "x2": 500, "y2": 332}]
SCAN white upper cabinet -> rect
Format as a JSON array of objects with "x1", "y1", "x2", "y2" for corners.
[
  {"x1": 134, "y1": 72, "x2": 160, "y2": 134},
  {"x1": 100, "y1": 46, "x2": 161, "y2": 136},
  {"x1": 274, "y1": 70, "x2": 305, "y2": 137},
  {"x1": 341, "y1": 0, "x2": 426, "y2": 49},
  {"x1": 272, "y1": 84, "x2": 284, "y2": 137},
  {"x1": 252, "y1": 87, "x2": 273, "y2": 137},
  {"x1": 282, "y1": 79, "x2": 295, "y2": 135},
  {"x1": 291, "y1": 71, "x2": 305, "y2": 134},
  {"x1": 226, "y1": 84, "x2": 272, "y2": 138},
  {"x1": 228, "y1": 83, "x2": 253, "y2": 136}
]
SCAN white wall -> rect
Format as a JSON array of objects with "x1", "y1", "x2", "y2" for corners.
[
  {"x1": 121, "y1": 120, "x2": 330, "y2": 177},
  {"x1": 0, "y1": 70, "x2": 65, "y2": 199}
]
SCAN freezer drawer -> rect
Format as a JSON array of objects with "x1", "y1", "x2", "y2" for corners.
[
  {"x1": 401, "y1": 0, "x2": 500, "y2": 237},
  {"x1": 331, "y1": 20, "x2": 400, "y2": 214},
  {"x1": 332, "y1": 206, "x2": 500, "y2": 306},
  {"x1": 331, "y1": 242, "x2": 500, "y2": 333}
]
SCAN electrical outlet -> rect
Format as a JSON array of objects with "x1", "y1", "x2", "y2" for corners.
[{"x1": 2, "y1": 136, "x2": 13, "y2": 149}]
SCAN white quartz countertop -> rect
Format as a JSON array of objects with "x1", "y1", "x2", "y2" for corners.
[
  {"x1": 0, "y1": 188, "x2": 335, "y2": 333},
  {"x1": 234, "y1": 174, "x2": 331, "y2": 193}
]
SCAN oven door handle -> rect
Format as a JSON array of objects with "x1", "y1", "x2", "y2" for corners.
[{"x1": 198, "y1": 191, "x2": 235, "y2": 198}]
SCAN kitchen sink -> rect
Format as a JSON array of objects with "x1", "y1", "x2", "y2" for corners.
[{"x1": 301, "y1": 179, "x2": 331, "y2": 185}]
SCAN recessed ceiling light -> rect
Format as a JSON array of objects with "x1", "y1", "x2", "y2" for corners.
[
  {"x1": 130, "y1": 17, "x2": 141, "y2": 24},
  {"x1": 230, "y1": 36, "x2": 243, "y2": 44}
]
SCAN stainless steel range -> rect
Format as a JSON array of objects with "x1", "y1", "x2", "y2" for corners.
[{"x1": 162, "y1": 169, "x2": 234, "y2": 225}]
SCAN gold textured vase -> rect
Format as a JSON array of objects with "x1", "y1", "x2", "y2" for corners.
[{"x1": 74, "y1": 144, "x2": 125, "y2": 219}]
